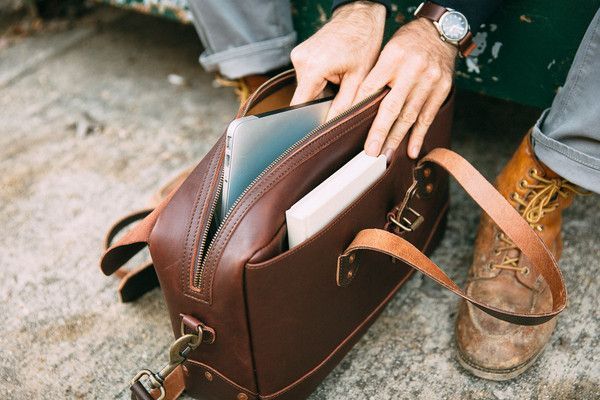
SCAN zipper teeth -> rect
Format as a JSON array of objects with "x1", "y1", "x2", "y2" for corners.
[
  {"x1": 191, "y1": 71, "x2": 292, "y2": 289},
  {"x1": 193, "y1": 174, "x2": 223, "y2": 287},
  {"x1": 193, "y1": 70, "x2": 291, "y2": 287},
  {"x1": 193, "y1": 89, "x2": 384, "y2": 289}
]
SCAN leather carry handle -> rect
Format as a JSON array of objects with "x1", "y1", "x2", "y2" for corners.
[
  {"x1": 339, "y1": 148, "x2": 567, "y2": 326},
  {"x1": 101, "y1": 181, "x2": 181, "y2": 277},
  {"x1": 102, "y1": 166, "x2": 195, "y2": 300},
  {"x1": 103, "y1": 209, "x2": 160, "y2": 302},
  {"x1": 104, "y1": 209, "x2": 153, "y2": 250}
]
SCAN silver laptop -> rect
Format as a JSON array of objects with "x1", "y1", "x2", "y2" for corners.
[{"x1": 221, "y1": 97, "x2": 333, "y2": 218}]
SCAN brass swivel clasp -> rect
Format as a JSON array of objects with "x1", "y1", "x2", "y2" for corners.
[{"x1": 130, "y1": 317, "x2": 212, "y2": 400}]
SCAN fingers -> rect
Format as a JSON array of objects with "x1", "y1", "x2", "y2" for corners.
[
  {"x1": 406, "y1": 79, "x2": 452, "y2": 158},
  {"x1": 353, "y1": 53, "x2": 396, "y2": 106},
  {"x1": 326, "y1": 75, "x2": 361, "y2": 120},
  {"x1": 361, "y1": 62, "x2": 419, "y2": 156},
  {"x1": 290, "y1": 73, "x2": 328, "y2": 106},
  {"x1": 381, "y1": 77, "x2": 435, "y2": 159}
]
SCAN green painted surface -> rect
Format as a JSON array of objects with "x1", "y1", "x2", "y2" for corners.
[{"x1": 99, "y1": 0, "x2": 600, "y2": 108}]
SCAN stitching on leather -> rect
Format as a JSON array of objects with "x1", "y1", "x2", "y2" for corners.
[
  {"x1": 190, "y1": 140, "x2": 227, "y2": 303},
  {"x1": 422, "y1": 150, "x2": 566, "y2": 311},
  {"x1": 181, "y1": 178, "x2": 204, "y2": 299},
  {"x1": 252, "y1": 203, "x2": 449, "y2": 398},
  {"x1": 202, "y1": 107, "x2": 379, "y2": 295},
  {"x1": 181, "y1": 138, "x2": 225, "y2": 303},
  {"x1": 181, "y1": 159, "x2": 210, "y2": 301},
  {"x1": 247, "y1": 221, "x2": 287, "y2": 263},
  {"x1": 256, "y1": 260, "x2": 414, "y2": 399},
  {"x1": 258, "y1": 103, "x2": 452, "y2": 267},
  {"x1": 246, "y1": 152, "x2": 402, "y2": 270},
  {"x1": 246, "y1": 196, "x2": 448, "y2": 270},
  {"x1": 202, "y1": 103, "x2": 382, "y2": 302},
  {"x1": 203, "y1": 108, "x2": 380, "y2": 298},
  {"x1": 245, "y1": 146, "x2": 445, "y2": 269},
  {"x1": 186, "y1": 141, "x2": 224, "y2": 302},
  {"x1": 187, "y1": 76, "x2": 295, "y2": 302},
  {"x1": 185, "y1": 358, "x2": 257, "y2": 396}
]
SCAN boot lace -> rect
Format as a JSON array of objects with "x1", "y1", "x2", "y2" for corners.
[{"x1": 491, "y1": 168, "x2": 589, "y2": 274}]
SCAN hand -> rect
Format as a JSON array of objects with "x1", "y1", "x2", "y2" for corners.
[
  {"x1": 290, "y1": 2, "x2": 386, "y2": 120},
  {"x1": 356, "y1": 18, "x2": 457, "y2": 159}
]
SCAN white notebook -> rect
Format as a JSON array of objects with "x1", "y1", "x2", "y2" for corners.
[{"x1": 285, "y1": 151, "x2": 387, "y2": 248}]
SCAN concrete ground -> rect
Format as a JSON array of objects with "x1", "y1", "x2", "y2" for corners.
[{"x1": 0, "y1": 6, "x2": 598, "y2": 400}]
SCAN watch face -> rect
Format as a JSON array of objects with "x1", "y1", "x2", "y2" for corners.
[{"x1": 439, "y1": 11, "x2": 468, "y2": 41}]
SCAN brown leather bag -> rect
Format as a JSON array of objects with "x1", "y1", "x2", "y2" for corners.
[{"x1": 100, "y1": 70, "x2": 566, "y2": 400}]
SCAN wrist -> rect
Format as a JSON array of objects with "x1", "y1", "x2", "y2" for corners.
[
  {"x1": 413, "y1": 17, "x2": 458, "y2": 58},
  {"x1": 332, "y1": 1, "x2": 387, "y2": 24}
]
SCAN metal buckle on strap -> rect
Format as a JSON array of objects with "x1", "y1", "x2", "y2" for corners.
[
  {"x1": 387, "y1": 181, "x2": 425, "y2": 233},
  {"x1": 389, "y1": 206, "x2": 424, "y2": 232},
  {"x1": 131, "y1": 317, "x2": 210, "y2": 400}
]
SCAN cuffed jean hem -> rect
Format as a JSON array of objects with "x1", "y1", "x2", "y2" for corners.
[
  {"x1": 199, "y1": 32, "x2": 296, "y2": 79},
  {"x1": 532, "y1": 109, "x2": 600, "y2": 194}
]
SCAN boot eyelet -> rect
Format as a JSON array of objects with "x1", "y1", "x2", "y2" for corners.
[
  {"x1": 528, "y1": 168, "x2": 538, "y2": 177},
  {"x1": 496, "y1": 232, "x2": 503, "y2": 240},
  {"x1": 511, "y1": 192, "x2": 519, "y2": 200},
  {"x1": 522, "y1": 267, "x2": 530, "y2": 276},
  {"x1": 488, "y1": 263, "x2": 495, "y2": 270},
  {"x1": 494, "y1": 249, "x2": 501, "y2": 255},
  {"x1": 518, "y1": 179, "x2": 528, "y2": 189},
  {"x1": 536, "y1": 225, "x2": 544, "y2": 232}
]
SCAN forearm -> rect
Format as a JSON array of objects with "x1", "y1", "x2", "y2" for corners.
[{"x1": 331, "y1": 0, "x2": 503, "y2": 33}]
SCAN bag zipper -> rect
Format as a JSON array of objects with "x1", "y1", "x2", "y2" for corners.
[
  {"x1": 193, "y1": 83, "x2": 384, "y2": 289},
  {"x1": 190, "y1": 70, "x2": 293, "y2": 290}
]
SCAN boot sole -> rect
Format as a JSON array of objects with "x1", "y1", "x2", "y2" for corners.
[{"x1": 456, "y1": 348, "x2": 543, "y2": 381}]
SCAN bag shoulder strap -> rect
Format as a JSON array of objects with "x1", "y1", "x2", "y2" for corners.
[{"x1": 340, "y1": 148, "x2": 567, "y2": 325}]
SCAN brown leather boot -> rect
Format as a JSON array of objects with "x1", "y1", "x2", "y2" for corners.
[{"x1": 455, "y1": 132, "x2": 587, "y2": 380}]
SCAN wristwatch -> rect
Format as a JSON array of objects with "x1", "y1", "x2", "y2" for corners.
[{"x1": 414, "y1": 1, "x2": 476, "y2": 57}]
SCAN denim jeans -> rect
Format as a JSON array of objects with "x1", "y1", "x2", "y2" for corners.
[
  {"x1": 187, "y1": 0, "x2": 296, "y2": 79},
  {"x1": 532, "y1": 7, "x2": 600, "y2": 194}
]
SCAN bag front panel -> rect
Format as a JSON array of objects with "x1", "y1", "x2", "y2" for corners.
[{"x1": 243, "y1": 94, "x2": 454, "y2": 397}]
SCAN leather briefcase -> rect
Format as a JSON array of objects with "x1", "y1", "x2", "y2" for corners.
[{"x1": 100, "y1": 70, "x2": 566, "y2": 400}]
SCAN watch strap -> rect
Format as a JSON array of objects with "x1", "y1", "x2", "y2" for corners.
[
  {"x1": 458, "y1": 31, "x2": 476, "y2": 57},
  {"x1": 415, "y1": 1, "x2": 475, "y2": 57},
  {"x1": 415, "y1": 1, "x2": 446, "y2": 21}
]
